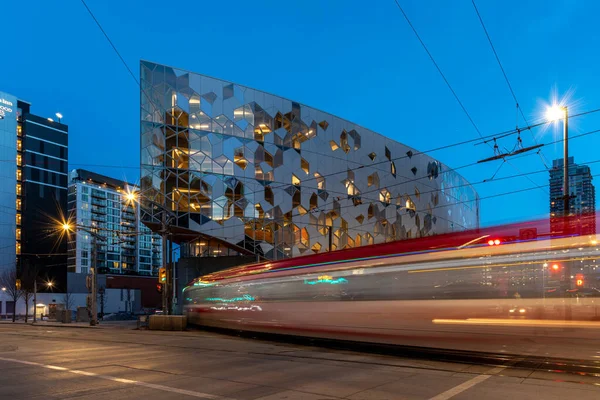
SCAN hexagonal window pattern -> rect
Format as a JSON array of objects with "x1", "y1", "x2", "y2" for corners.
[{"x1": 140, "y1": 61, "x2": 479, "y2": 262}]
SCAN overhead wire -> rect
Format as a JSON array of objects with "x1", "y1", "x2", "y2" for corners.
[
  {"x1": 471, "y1": 0, "x2": 550, "y2": 170},
  {"x1": 392, "y1": 0, "x2": 547, "y2": 195}
]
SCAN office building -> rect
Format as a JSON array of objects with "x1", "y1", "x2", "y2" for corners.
[
  {"x1": 139, "y1": 61, "x2": 479, "y2": 260},
  {"x1": 67, "y1": 169, "x2": 163, "y2": 276},
  {"x1": 0, "y1": 90, "x2": 68, "y2": 292}
]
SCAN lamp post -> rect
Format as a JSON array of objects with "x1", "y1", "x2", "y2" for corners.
[
  {"x1": 546, "y1": 104, "x2": 572, "y2": 319},
  {"x1": 546, "y1": 105, "x2": 570, "y2": 217},
  {"x1": 33, "y1": 280, "x2": 53, "y2": 323},
  {"x1": 63, "y1": 223, "x2": 103, "y2": 326}
]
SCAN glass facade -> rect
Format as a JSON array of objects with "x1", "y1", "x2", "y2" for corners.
[
  {"x1": 0, "y1": 91, "x2": 17, "y2": 275},
  {"x1": 140, "y1": 61, "x2": 479, "y2": 260}
]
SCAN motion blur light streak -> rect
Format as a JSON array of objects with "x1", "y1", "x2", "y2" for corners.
[
  {"x1": 184, "y1": 213, "x2": 600, "y2": 359},
  {"x1": 304, "y1": 276, "x2": 348, "y2": 285},
  {"x1": 432, "y1": 319, "x2": 600, "y2": 329},
  {"x1": 205, "y1": 295, "x2": 255, "y2": 303}
]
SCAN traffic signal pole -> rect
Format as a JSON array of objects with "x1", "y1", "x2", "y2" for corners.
[{"x1": 161, "y1": 213, "x2": 168, "y2": 314}]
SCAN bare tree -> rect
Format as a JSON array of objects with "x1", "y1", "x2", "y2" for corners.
[
  {"x1": 63, "y1": 290, "x2": 75, "y2": 312},
  {"x1": 0, "y1": 269, "x2": 22, "y2": 322},
  {"x1": 20, "y1": 266, "x2": 40, "y2": 323},
  {"x1": 98, "y1": 286, "x2": 108, "y2": 320}
]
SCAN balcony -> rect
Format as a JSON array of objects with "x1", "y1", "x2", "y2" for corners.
[
  {"x1": 121, "y1": 213, "x2": 136, "y2": 221},
  {"x1": 92, "y1": 198, "x2": 107, "y2": 207},
  {"x1": 91, "y1": 205, "x2": 106, "y2": 214},
  {"x1": 91, "y1": 191, "x2": 106, "y2": 199},
  {"x1": 91, "y1": 214, "x2": 106, "y2": 223},
  {"x1": 122, "y1": 243, "x2": 135, "y2": 250}
]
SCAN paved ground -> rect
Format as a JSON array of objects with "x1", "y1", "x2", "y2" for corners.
[{"x1": 0, "y1": 324, "x2": 598, "y2": 399}]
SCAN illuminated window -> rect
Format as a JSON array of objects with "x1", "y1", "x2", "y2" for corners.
[
  {"x1": 16, "y1": 154, "x2": 21, "y2": 166},
  {"x1": 301, "y1": 158, "x2": 309, "y2": 174},
  {"x1": 311, "y1": 242, "x2": 322, "y2": 253},
  {"x1": 16, "y1": 169, "x2": 21, "y2": 181},
  {"x1": 16, "y1": 140, "x2": 22, "y2": 151},
  {"x1": 16, "y1": 242, "x2": 21, "y2": 255},
  {"x1": 16, "y1": 228, "x2": 21, "y2": 241},
  {"x1": 16, "y1": 184, "x2": 21, "y2": 196},
  {"x1": 292, "y1": 174, "x2": 301, "y2": 186},
  {"x1": 368, "y1": 172, "x2": 379, "y2": 188},
  {"x1": 380, "y1": 189, "x2": 391, "y2": 204},
  {"x1": 390, "y1": 162, "x2": 396, "y2": 177},
  {"x1": 314, "y1": 173, "x2": 325, "y2": 189},
  {"x1": 16, "y1": 213, "x2": 21, "y2": 225},
  {"x1": 368, "y1": 152, "x2": 376, "y2": 161},
  {"x1": 310, "y1": 193, "x2": 318, "y2": 210},
  {"x1": 15, "y1": 199, "x2": 21, "y2": 211},
  {"x1": 329, "y1": 140, "x2": 339, "y2": 151},
  {"x1": 17, "y1": 125, "x2": 22, "y2": 136},
  {"x1": 340, "y1": 131, "x2": 350, "y2": 154},
  {"x1": 346, "y1": 181, "x2": 359, "y2": 196}
]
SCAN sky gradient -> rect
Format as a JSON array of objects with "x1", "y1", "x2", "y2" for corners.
[{"x1": 2, "y1": 0, "x2": 600, "y2": 227}]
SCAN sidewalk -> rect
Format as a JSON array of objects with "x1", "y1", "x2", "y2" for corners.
[{"x1": 0, "y1": 320, "x2": 139, "y2": 329}]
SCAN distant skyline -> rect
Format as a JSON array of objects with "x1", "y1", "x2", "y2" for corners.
[{"x1": 3, "y1": 0, "x2": 600, "y2": 226}]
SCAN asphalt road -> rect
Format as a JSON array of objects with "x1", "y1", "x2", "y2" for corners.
[{"x1": 0, "y1": 323, "x2": 598, "y2": 399}]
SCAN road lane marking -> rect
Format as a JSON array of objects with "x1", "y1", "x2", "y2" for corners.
[
  {"x1": 0, "y1": 356, "x2": 235, "y2": 399},
  {"x1": 428, "y1": 367, "x2": 505, "y2": 400}
]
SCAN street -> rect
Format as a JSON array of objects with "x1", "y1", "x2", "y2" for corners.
[{"x1": 0, "y1": 324, "x2": 597, "y2": 399}]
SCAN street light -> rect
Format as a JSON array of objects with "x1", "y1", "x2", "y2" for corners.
[
  {"x1": 55, "y1": 113, "x2": 63, "y2": 123},
  {"x1": 545, "y1": 104, "x2": 570, "y2": 217},
  {"x1": 62, "y1": 222, "x2": 103, "y2": 326}
]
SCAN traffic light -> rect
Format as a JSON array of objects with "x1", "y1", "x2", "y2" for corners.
[
  {"x1": 156, "y1": 283, "x2": 163, "y2": 293},
  {"x1": 158, "y1": 267, "x2": 167, "y2": 284}
]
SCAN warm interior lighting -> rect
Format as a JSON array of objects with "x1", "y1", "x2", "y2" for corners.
[
  {"x1": 552, "y1": 264, "x2": 560, "y2": 271},
  {"x1": 62, "y1": 223, "x2": 71, "y2": 231}
]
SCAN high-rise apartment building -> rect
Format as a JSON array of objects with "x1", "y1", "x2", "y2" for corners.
[
  {"x1": 0, "y1": 90, "x2": 68, "y2": 292},
  {"x1": 550, "y1": 157, "x2": 596, "y2": 215},
  {"x1": 67, "y1": 169, "x2": 162, "y2": 276},
  {"x1": 550, "y1": 157, "x2": 596, "y2": 233}
]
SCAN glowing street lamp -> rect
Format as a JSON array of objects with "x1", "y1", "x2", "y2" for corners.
[
  {"x1": 545, "y1": 104, "x2": 570, "y2": 216},
  {"x1": 55, "y1": 113, "x2": 63, "y2": 123}
]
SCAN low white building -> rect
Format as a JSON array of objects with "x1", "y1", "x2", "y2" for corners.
[{"x1": 0, "y1": 288, "x2": 140, "y2": 320}]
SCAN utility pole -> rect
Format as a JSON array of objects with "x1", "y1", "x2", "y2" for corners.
[
  {"x1": 90, "y1": 234, "x2": 98, "y2": 326},
  {"x1": 33, "y1": 279, "x2": 37, "y2": 323},
  {"x1": 161, "y1": 213, "x2": 168, "y2": 315},
  {"x1": 562, "y1": 106, "x2": 570, "y2": 217}
]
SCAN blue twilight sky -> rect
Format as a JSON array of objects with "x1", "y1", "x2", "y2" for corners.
[{"x1": 2, "y1": 0, "x2": 600, "y2": 227}]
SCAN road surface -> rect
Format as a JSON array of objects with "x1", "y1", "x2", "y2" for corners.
[{"x1": 0, "y1": 323, "x2": 597, "y2": 399}]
